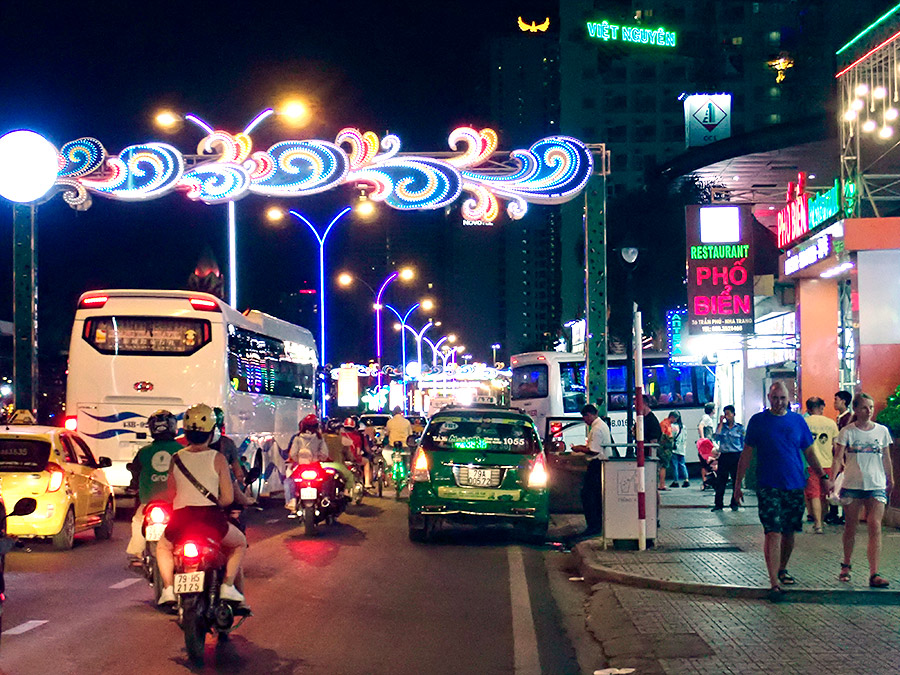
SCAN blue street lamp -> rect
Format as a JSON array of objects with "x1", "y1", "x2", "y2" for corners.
[
  {"x1": 271, "y1": 206, "x2": 354, "y2": 417},
  {"x1": 387, "y1": 300, "x2": 434, "y2": 413}
]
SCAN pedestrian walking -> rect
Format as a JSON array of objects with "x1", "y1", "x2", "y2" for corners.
[
  {"x1": 666, "y1": 411, "x2": 689, "y2": 487},
  {"x1": 712, "y1": 405, "x2": 744, "y2": 511},
  {"x1": 803, "y1": 397, "x2": 838, "y2": 533},
  {"x1": 835, "y1": 390, "x2": 853, "y2": 430},
  {"x1": 733, "y1": 381, "x2": 832, "y2": 593},
  {"x1": 637, "y1": 398, "x2": 663, "y2": 486},
  {"x1": 832, "y1": 393, "x2": 894, "y2": 588},
  {"x1": 571, "y1": 404, "x2": 613, "y2": 537}
]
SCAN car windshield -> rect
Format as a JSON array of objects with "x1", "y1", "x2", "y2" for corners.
[
  {"x1": 422, "y1": 415, "x2": 540, "y2": 454},
  {"x1": 0, "y1": 438, "x2": 51, "y2": 472}
]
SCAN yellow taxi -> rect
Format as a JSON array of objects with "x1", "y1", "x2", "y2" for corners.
[{"x1": 0, "y1": 411, "x2": 115, "y2": 550}]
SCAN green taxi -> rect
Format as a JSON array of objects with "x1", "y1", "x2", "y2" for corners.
[{"x1": 408, "y1": 405, "x2": 549, "y2": 542}]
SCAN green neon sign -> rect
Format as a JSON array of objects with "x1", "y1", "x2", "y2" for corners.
[{"x1": 586, "y1": 20, "x2": 677, "y2": 47}]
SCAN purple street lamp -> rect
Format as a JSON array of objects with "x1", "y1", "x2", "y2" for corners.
[{"x1": 387, "y1": 299, "x2": 434, "y2": 413}]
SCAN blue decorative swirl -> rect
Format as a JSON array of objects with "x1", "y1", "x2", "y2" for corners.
[
  {"x1": 249, "y1": 140, "x2": 348, "y2": 196},
  {"x1": 374, "y1": 158, "x2": 462, "y2": 210},
  {"x1": 80, "y1": 429, "x2": 140, "y2": 440},
  {"x1": 82, "y1": 411, "x2": 146, "y2": 424},
  {"x1": 180, "y1": 162, "x2": 251, "y2": 204},
  {"x1": 82, "y1": 143, "x2": 184, "y2": 200},
  {"x1": 58, "y1": 138, "x2": 106, "y2": 178}
]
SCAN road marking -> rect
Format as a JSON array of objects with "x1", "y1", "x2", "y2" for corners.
[
  {"x1": 3, "y1": 620, "x2": 48, "y2": 635},
  {"x1": 266, "y1": 518, "x2": 280, "y2": 524},
  {"x1": 109, "y1": 578, "x2": 142, "y2": 589},
  {"x1": 507, "y1": 546, "x2": 541, "y2": 675}
]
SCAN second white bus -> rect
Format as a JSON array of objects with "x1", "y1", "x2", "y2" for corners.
[{"x1": 65, "y1": 289, "x2": 318, "y2": 499}]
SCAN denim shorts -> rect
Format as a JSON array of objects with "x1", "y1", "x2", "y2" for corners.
[
  {"x1": 839, "y1": 488, "x2": 888, "y2": 504},
  {"x1": 757, "y1": 487, "x2": 806, "y2": 534}
]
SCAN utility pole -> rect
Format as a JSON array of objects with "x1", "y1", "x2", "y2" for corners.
[{"x1": 584, "y1": 146, "x2": 610, "y2": 415}]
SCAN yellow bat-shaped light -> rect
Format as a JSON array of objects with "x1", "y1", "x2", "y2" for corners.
[{"x1": 517, "y1": 16, "x2": 550, "y2": 32}]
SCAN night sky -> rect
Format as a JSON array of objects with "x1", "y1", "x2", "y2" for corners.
[{"x1": 0, "y1": 0, "x2": 555, "y2": 368}]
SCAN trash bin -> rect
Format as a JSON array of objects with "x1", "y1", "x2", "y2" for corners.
[{"x1": 601, "y1": 457, "x2": 658, "y2": 548}]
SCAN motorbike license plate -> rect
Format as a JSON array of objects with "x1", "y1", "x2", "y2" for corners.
[
  {"x1": 299, "y1": 487, "x2": 318, "y2": 500},
  {"x1": 145, "y1": 523, "x2": 166, "y2": 542},
  {"x1": 468, "y1": 468, "x2": 493, "y2": 486},
  {"x1": 174, "y1": 571, "x2": 204, "y2": 594}
]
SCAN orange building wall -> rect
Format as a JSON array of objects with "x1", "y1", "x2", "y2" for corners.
[
  {"x1": 796, "y1": 279, "x2": 839, "y2": 407},
  {"x1": 859, "y1": 344, "x2": 900, "y2": 411}
]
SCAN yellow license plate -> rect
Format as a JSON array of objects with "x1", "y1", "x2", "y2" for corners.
[
  {"x1": 174, "y1": 571, "x2": 204, "y2": 594},
  {"x1": 437, "y1": 487, "x2": 521, "y2": 501}
]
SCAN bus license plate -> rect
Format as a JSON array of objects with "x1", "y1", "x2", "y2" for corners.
[
  {"x1": 299, "y1": 487, "x2": 317, "y2": 501},
  {"x1": 145, "y1": 523, "x2": 166, "y2": 542},
  {"x1": 174, "y1": 571, "x2": 204, "y2": 594}
]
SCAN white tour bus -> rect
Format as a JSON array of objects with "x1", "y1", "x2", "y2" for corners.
[
  {"x1": 65, "y1": 289, "x2": 317, "y2": 499},
  {"x1": 509, "y1": 351, "x2": 716, "y2": 463}
]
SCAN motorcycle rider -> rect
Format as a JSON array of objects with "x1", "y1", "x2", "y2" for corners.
[
  {"x1": 340, "y1": 417, "x2": 373, "y2": 489},
  {"x1": 384, "y1": 406, "x2": 413, "y2": 466},
  {"x1": 126, "y1": 409, "x2": 182, "y2": 564},
  {"x1": 286, "y1": 415, "x2": 356, "y2": 511},
  {"x1": 156, "y1": 403, "x2": 247, "y2": 606},
  {"x1": 211, "y1": 407, "x2": 253, "y2": 508}
]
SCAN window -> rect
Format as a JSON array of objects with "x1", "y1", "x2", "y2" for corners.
[
  {"x1": 71, "y1": 435, "x2": 98, "y2": 466},
  {"x1": 0, "y1": 438, "x2": 51, "y2": 472},
  {"x1": 510, "y1": 364, "x2": 548, "y2": 400},
  {"x1": 607, "y1": 362, "x2": 715, "y2": 410},
  {"x1": 768, "y1": 31, "x2": 781, "y2": 43},
  {"x1": 560, "y1": 361, "x2": 586, "y2": 413},
  {"x1": 422, "y1": 415, "x2": 541, "y2": 454},
  {"x1": 731, "y1": 37, "x2": 743, "y2": 46},
  {"x1": 82, "y1": 316, "x2": 212, "y2": 356},
  {"x1": 769, "y1": 113, "x2": 782, "y2": 124},
  {"x1": 228, "y1": 327, "x2": 315, "y2": 399}
]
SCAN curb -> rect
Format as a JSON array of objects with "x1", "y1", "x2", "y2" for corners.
[{"x1": 572, "y1": 542, "x2": 900, "y2": 604}]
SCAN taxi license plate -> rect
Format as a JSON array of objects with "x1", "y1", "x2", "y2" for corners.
[
  {"x1": 174, "y1": 571, "x2": 204, "y2": 594},
  {"x1": 467, "y1": 468, "x2": 493, "y2": 486},
  {"x1": 145, "y1": 523, "x2": 166, "y2": 542},
  {"x1": 299, "y1": 487, "x2": 318, "y2": 501},
  {"x1": 437, "y1": 487, "x2": 521, "y2": 501}
]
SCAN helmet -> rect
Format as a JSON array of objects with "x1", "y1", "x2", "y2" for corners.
[
  {"x1": 147, "y1": 409, "x2": 177, "y2": 439},
  {"x1": 183, "y1": 404, "x2": 216, "y2": 433},
  {"x1": 300, "y1": 414, "x2": 319, "y2": 432},
  {"x1": 213, "y1": 407, "x2": 225, "y2": 430},
  {"x1": 342, "y1": 417, "x2": 356, "y2": 429}
]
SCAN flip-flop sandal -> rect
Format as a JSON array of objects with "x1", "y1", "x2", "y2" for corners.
[
  {"x1": 777, "y1": 569, "x2": 796, "y2": 585},
  {"x1": 839, "y1": 563, "x2": 851, "y2": 582},
  {"x1": 870, "y1": 573, "x2": 890, "y2": 588}
]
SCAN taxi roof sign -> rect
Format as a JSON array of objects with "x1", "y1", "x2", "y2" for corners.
[{"x1": 7, "y1": 409, "x2": 36, "y2": 425}]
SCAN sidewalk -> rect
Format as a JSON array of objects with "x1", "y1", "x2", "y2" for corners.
[{"x1": 555, "y1": 486, "x2": 900, "y2": 674}]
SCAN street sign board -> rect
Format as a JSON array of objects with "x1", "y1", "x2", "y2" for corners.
[{"x1": 684, "y1": 94, "x2": 732, "y2": 148}]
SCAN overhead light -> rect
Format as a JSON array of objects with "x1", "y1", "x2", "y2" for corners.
[
  {"x1": 852, "y1": 98, "x2": 865, "y2": 111},
  {"x1": 856, "y1": 83, "x2": 870, "y2": 96},
  {"x1": 887, "y1": 107, "x2": 899, "y2": 121},
  {"x1": 880, "y1": 125, "x2": 894, "y2": 139},
  {"x1": 874, "y1": 86, "x2": 887, "y2": 99},
  {"x1": 863, "y1": 119, "x2": 877, "y2": 133},
  {"x1": 844, "y1": 109, "x2": 858, "y2": 121},
  {"x1": 808, "y1": 174, "x2": 816, "y2": 179}
]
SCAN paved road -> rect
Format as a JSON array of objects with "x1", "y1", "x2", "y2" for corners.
[{"x1": 0, "y1": 498, "x2": 601, "y2": 674}]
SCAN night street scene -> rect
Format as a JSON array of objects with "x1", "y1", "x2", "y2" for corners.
[{"x1": 6, "y1": 0, "x2": 900, "y2": 673}]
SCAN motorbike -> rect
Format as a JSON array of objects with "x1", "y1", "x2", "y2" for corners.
[
  {"x1": 139, "y1": 500, "x2": 172, "y2": 604},
  {"x1": 290, "y1": 461, "x2": 350, "y2": 535},
  {"x1": 0, "y1": 498, "x2": 38, "y2": 645},
  {"x1": 390, "y1": 441, "x2": 410, "y2": 500},
  {"x1": 173, "y1": 526, "x2": 251, "y2": 665}
]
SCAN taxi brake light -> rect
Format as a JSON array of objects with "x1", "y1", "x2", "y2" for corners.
[
  {"x1": 183, "y1": 542, "x2": 200, "y2": 558},
  {"x1": 189, "y1": 297, "x2": 220, "y2": 312},
  {"x1": 78, "y1": 295, "x2": 108, "y2": 309},
  {"x1": 528, "y1": 452, "x2": 548, "y2": 489},
  {"x1": 46, "y1": 463, "x2": 65, "y2": 492},
  {"x1": 148, "y1": 506, "x2": 169, "y2": 524},
  {"x1": 64, "y1": 416, "x2": 77, "y2": 431},
  {"x1": 412, "y1": 447, "x2": 430, "y2": 482}
]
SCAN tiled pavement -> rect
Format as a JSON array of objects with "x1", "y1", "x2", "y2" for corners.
[{"x1": 557, "y1": 486, "x2": 900, "y2": 674}]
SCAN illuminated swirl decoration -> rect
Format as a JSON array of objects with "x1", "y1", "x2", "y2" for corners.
[
  {"x1": 80, "y1": 143, "x2": 184, "y2": 200},
  {"x1": 64, "y1": 128, "x2": 592, "y2": 220}
]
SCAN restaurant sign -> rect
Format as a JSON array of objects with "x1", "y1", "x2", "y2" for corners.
[
  {"x1": 686, "y1": 205, "x2": 754, "y2": 335},
  {"x1": 777, "y1": 173, "x2": 854, "y2": 249}
]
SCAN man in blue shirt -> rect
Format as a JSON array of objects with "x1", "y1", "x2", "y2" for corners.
[
  {"x1": 712, "y1": 404, "x2": 744, "y2": 511},
  {"x1": 734, "y1": 381, "x2": 832, "y2": 593}
]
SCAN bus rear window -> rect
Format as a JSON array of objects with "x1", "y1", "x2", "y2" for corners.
[
  {"x1": 511, "y1": 365, "x2": 548, "y2": 400},
  {"x1": 0, "y1": 439, "x2": 51, "y2": 472},
  {"x1": 82, "y1": 317, "x2": 212, "y2": 356}
]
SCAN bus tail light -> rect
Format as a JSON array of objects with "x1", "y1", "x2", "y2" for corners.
[
  {"x1": 549, "y1": 421, "x2": 562, "y2": 441},
  {"x1": 412, "y1": 448, "x2": 430, "y2": 482},
  {"x1": 46, "y1": 463, "x2": 65, "y2": 493},
  {"x1": 528, "y1": 453, "x2": 548, "y2": 489},
  {"x1": 189, "y1": 297, "x2": 220, "y2": 312},
  {"x1": 64, "y1": 416, "x2": 77, "y2": 431},
  {"x1": 78, "y1": 295, "x2": 108, "y2": 309}
]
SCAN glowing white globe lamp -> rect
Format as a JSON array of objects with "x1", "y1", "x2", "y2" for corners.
[{"x1": 0, "y1": 130, "x2": 59, "y2": 203}]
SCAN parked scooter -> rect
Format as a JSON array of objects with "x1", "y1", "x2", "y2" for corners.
[
  {"x1": 0, "y1": 498, "x2": 38, "y2": 646},
  {"x1": 290, "y1": 461, "x2": 349, "y2": 535},
  {"x1": 173, "y1": 527, "x2": 251, "y2": 665}
]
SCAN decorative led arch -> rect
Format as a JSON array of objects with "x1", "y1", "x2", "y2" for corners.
[{"x1": 51, "y1": 126, "x2": 593, "y2": 221}]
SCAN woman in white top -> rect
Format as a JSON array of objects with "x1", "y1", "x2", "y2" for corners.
[
  {"x1": 832, "y1": 393, "x2": 894, "y2": 588},
  {"x1": 156, "y1": 404, "x2": 248, "y2": 605}
]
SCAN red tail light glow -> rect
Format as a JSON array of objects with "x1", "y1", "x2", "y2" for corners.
[
  {"x1": 549, "y1": 421, "x2": 562, "y2": 440},
  {"x1": 300, "y1": 469, "x2": 319, "y2": 480},
  {"x1": 189, "y1": 297, "x2": 220, "y2": 312},
  {"x1": 528, "y1": 452, "x2": 548, "y2": 488},
  {"x1": 78, "y1": 295, "x2": 108, "y2": 309},
  {"x1": 412, "y1": 447, "x2": 430, "y2": 482},
  {"x1": 183, "y1": 542, "x2": 200, "y2": 558},
  {"x1": 64, "y1": 416, "x2": 77, "y2": 431},
  {"x1": 46, "y1": 463, "x2": 64, "y2": 492},
  {"x1": 148, "y1": 506, "x2": 169, "y2": 524}
]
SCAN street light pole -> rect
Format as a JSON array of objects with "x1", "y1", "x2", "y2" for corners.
[
  {"x1": 12, "y1": 203, "x2": 37, "y2": 413},
  {"x1": 374, "y1": 272, "x2": 399, "y2": 392},
  {"x1": 491, "y1": 343, "x2": 501, "y2": 366},
  {"x1": 387, "y1": 303, "x2": 424, "y2": 414}
]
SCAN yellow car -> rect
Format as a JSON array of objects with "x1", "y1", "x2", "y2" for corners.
[{"x1": 0, "y1": 420, "x2": 115, "y2": 550}]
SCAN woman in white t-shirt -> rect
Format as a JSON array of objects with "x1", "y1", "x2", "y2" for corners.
[{"x1": 832, "y1": 393, "x2": 894, "y2": 588}]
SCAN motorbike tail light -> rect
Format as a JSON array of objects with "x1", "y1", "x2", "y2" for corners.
[
  {"x1": 300, "y1": 469, "x2": 319, "y2": 480},
  {"x1": 412, "y1": 448, "x2": 430, "y2": 482},
  {"x1": 64, "y1": 416, "x2": 77, "y2": 431},
  {"x1": 528, "y1": 452, "x2": 548, "y2": 489},
  {"x1": 183, "y1": 542, "x2": 200, "y2": 559},
  {"x1": 549, "y1": 421, "x2": 562, "y2": 441},
  {"x1": 148, "y1": 506, "x2": 169, "y2": 524},
  {"x1": 46, "y1": 463, "x2": 65, "y2": 492}
]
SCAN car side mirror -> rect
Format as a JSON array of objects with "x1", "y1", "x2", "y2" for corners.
[
  {"x1": 10, "y1": 497, "x2": 37, "y2": 517},
  {"x1": 97, "y1": 456, "x2": 113, "y2": 469}
]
